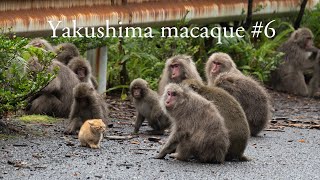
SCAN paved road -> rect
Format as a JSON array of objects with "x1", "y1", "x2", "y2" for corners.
[{"x1": 1, "y1": 123, "x2": 319, "y2": 180}]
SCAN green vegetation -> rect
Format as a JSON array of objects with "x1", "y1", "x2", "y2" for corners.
[
  {"x1": 0, "y1": 31, "x2": 56, "y2": 118},
  {"x1": 302, "y1": 3, "x2": 320, "y2": 47},
  {"x1": 0, "y1": 134, "x2": 17, "y2": 140},
  {"x1": 19, "y1": 115, "x2": 58, "y2": 124}
]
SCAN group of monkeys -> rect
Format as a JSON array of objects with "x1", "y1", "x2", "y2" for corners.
[
  {"x1": 24, "y1": 27, "x2": 319, "y2": 164},
  {"x1": 24, "y1": 38, "x2": 109, "y2": 136},
  {"x1": 130, "y1": 27, "x2": 320, "y2": 163},
  {"x1": 130, "y1": 53, "x2": 271, "y2": 163}
]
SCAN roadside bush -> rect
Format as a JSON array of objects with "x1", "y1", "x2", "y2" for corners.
[
  {"x1": 0, "y1": 31, "x2": 55, "y2": 118},
  {"x1": 302, "y1": 3, "x2": 320, "y2": 47}
]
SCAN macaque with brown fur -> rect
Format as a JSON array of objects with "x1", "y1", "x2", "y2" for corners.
[
  {"x1": 158, "y1": 55, "x2": 203, "y2": 95},
  {"x1": 26, "y1": 59, "x2": 80, "y2": 118},
  {"x1": 64, "y1": 82, "x2": 109, "y2": 135},
  {"x1": 271, "y1": 28, "x2": 320, "y2": 97},
  {"x1": 206, "y1": 52, "x2": 272, "y2": 136},
  {"x1": 130, "y1": 78, "x2": 170, "y2": 135},
  {"x1": 55, "y1": 43, "x2": 80, "y2": 65},
  {"x1": 67, "y1": 57, "x2": 98, "y2": 89},
  {"x1": 182, "y1": 79, "x2": 249, "y2": 161},
  {"x1": 27, "y1": 38, "x2": 55, "y2": 51},
  {"x1": 205, "y1": 52, "x2": 241, "y2": 83},
  {"x1": 155, "y1": 83, "x2": 230, "y2": 163},
  {"x1": 78, "y1": 119, "x2": 106, "y2": 149}
]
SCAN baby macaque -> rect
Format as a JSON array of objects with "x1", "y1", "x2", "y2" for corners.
[{"x1": 130, "y1": 78, "x2": 170, "y2": 134}]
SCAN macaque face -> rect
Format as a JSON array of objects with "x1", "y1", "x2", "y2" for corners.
[
  {"x1": 76, "y1": 67, "x2": 87, "y2": 81},
  {"x1": 305, "y1": 36, "x2": 314, "y2": 49},
  {"x1": 170, "y1": 63, "x2": 181, "y2": 80},
  {"x1": 33, "y1": 42, "x2": 42, "y2": 48},
  {"x1": 30, "y1": 41, "x2": 45, "y2": 48},
  {"x1": 165, "y1": 90, "x2": 177, "y2": 108},
  {"x1": 210, "y1": 61, "x2": 222, "y2": 75},
  {"x1": 132, "y1": 87, "x2": 142, "y2": 99}
]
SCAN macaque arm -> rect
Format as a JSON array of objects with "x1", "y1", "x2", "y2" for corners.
[
  {"x1": 43, "y1": 78, "x2": 61, "y2": 93},
  {"x1": 68, "y1": 101, "x2": 78, "y2": 119},
  {"x1": 308, "y1": 60, "x2": 320, "y2": 97},
  {"x1": 133, "y1": 113, "x2": 145, "y2": 133},
  {"x1": 91, "y1": 76, "x2": 99, "y2": 89},
  {"x1": 64, "y1": 117, "x2": 81, "y2": 135}
]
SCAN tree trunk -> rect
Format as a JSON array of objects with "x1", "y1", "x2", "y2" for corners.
[
  {"x1": 119, "y1": 38, "x2": 129, "y2": 85},
  {"x1": 243, "y1": 0, "x2": 253, "y2": 30},
  {"x1": 294, "y1": 0, "x2": 309, "y2": 29}
]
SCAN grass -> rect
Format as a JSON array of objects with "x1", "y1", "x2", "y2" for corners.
[
  {"x1": 19, "y1": 115, "x2": 59, "y2": 124},
  {"x1": 0, "y1": 134, "x2": 17, "y2": 140}
]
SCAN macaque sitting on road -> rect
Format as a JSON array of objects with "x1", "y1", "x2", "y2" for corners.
[
  {"x1": 155, "y1": 83, "x2": 230, "y2": 163},
  {"x1": 130, "y1": 78, "x2": 170, "y2": 135},
  {"x1": 158, "y1": 55, "x2": 203, "y2": 95},
  {"x1": 271, "y1": 28, "x2": 320, "y2": 97}
]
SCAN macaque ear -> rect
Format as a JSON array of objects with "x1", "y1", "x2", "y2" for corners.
[{"x1": 292, "y1": 32, "x2": 299, "y2": 42}]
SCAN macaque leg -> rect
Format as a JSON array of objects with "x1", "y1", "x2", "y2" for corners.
[
  {"x1": 283, "y1": 73, "x2": 308, "y2": 96},
  {"x1": 174, "y1": 142, "x2": 192, "y2": 161},
  {"x1": 27, "y1": 94, "x2": 61, "y2": 116},
  {"x1": 133, "y1": 113, "x2": 145, "y2": 133},
  {"x1": 308, "y1": 64, "x2": 320, "y2": 96},
  {"x1": 155, "y1": 134, "x2": 179, "y2": 159}
]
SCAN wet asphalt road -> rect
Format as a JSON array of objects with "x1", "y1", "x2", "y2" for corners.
[{"x1": 1, "y1": 123, "x2": 320, "y2": 180}]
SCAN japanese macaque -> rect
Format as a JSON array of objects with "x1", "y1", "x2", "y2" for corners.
[
  {"x1": 26, "y1": 59, "x2": 80, "y2": 117},
  {"x1": 55, "y1": 43, "x2": 80, "y2": 65},
  {"x1": 130, "y1": 78, "x2": 170, "y2": 135},
  {"x1": 78, "y1": 119, "x2": 106, "y2": 149},
  {"x1": 182, "y1": 79, "x2": 249, "y2": 161},
  {"x1": 26, "y1": 38, "x2": 55, "y2": 51},
  {"x1": 155, "y1": 83, "x2": 230, "y2": 163},
  {"x1": 64, "y1": 82, "x2": 109, "y2": 135},
  {"x1": 205, "y1": 52, "x2": 241, "y2": 84},
  {"x1": 206, "y1": 52, "x2": 272, "y2": 136},
  {"x1": 271, "y1": 28, "x2": 320, "y2": 97},
  {"x1": 67, "y1": 57, "x2": 98, "y2": 89},
  {"x1": 158, "y1": 55, "x2": 203, "y2": 95}
]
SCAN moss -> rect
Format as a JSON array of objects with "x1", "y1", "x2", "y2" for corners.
[
  {"x1": 19, "y1": 115, "x2": 59, "y2": 124},
  {"x1": 0, "y1": 134, "x2": 17, "y2": 139}
]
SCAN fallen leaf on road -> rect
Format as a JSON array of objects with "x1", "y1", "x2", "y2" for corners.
[
  {"x1": 131, "y1": 140, "x2": 140, "y2": 144},
  {"x1": 298, "y1": 139, "x2": 305, "y2": 143},
  {"x1": 106, "y1": 135, "x2": 133, "y2": 140}
]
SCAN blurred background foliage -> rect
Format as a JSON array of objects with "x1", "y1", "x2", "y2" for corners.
[{"x1": 0, "y1": 3, "x2": 319, "y2": 117}]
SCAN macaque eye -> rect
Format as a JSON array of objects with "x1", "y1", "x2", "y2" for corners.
[
  {"x1": 213, "y1": 61, "x2": 221, "y2": 65},
  {"x1": 170, "y1": 64, "x2": 179, "y2": 68},
  {"x1": 171, "y1": 91, "x2": 177, "y2": 96}
]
